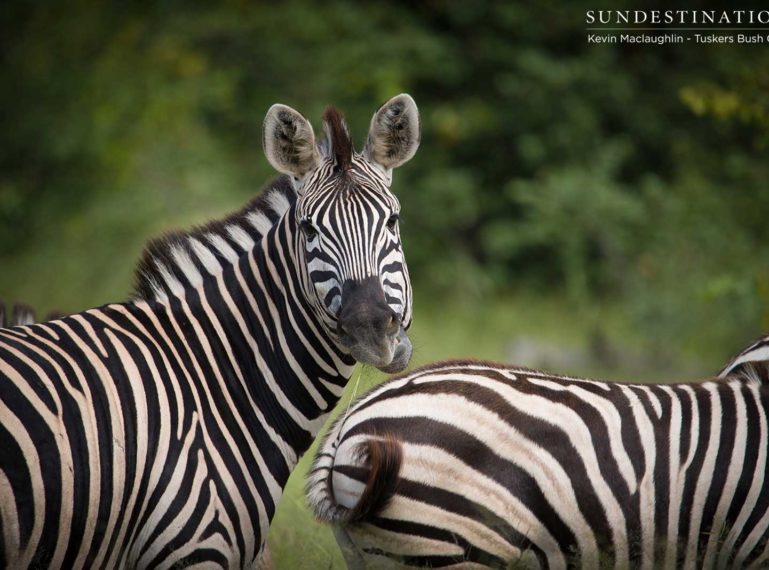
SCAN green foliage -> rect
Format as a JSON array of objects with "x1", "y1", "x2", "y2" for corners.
[
  {"x1": 2, "y1": 1, "x2": 769, "y2": 354},
  {"x1": 485, "y1": 142, "x2": 645, "y2": 303}
]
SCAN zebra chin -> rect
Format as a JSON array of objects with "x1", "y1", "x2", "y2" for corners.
[{"x1": 347, "y1": 325, "x2": 412, "y2": 373}]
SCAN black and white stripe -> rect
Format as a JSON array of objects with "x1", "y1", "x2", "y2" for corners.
[
  {"x1": 0, "y1": 94, "x2": 420, "y2": 569},
  {"x1": 296, "y1": 155, "x2": 411, "y2": 333},
  {"x1": 309, "y1": 360, "x2": 769, "y2": 569}
]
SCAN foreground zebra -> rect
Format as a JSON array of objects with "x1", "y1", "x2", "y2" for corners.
[
  {"x1": 309, "y1": 356, "x2": 769, "y2": 569},
  {"x1": 0, "y1": 136, "x2": 303, "y2": 570},
  {"x1": 0, "y1": 94, "x2": 420, "y2": 568}
]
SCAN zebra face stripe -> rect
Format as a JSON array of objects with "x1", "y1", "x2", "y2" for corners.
[{"x1": 295, "y1": 156, "x2": 413, "y2": 372}]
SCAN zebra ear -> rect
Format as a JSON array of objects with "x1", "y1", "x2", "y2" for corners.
[
  {"x1": 263, "y1": 104, "x2": 320, "y2": 179},
  {"x1": 363, "y1": 94, "x2": 420, "y2": 176}
]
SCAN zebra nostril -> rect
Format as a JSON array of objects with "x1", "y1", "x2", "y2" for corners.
[{"x1": 386, "y1": 312, "x2": 399, "y2": 334}]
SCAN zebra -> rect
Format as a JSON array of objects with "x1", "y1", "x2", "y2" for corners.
[
  {"x1": 0, "y1": 93, "x2": 421, "y2": 569},
  {"x1": 308, "y1": 359, "x2": 769, "y2": 569},
  {"x1": 0, "y1": 148, "x2": 304, "y2": 570},
  {"x1": 0, "y1": 301, "x2": 67, "y2": 328},
  {"x1": 0, "y1": 163, "x2": 310, "y2": 570},
  {"x1": 0, "y1": 302, "x2": 37, "y2": 327}
]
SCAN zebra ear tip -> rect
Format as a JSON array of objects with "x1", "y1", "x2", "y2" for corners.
[{"x1": 390, "y1": 93, "x2": 417, "y2": 106}]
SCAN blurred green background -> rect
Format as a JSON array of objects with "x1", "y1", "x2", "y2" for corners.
[{"x1": 2, "y1": 1, "x2": 769, "y2": 567}]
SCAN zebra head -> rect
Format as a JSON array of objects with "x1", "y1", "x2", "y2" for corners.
[{"x1": 263, "y1": 95, "x2": 420, "y2": 373}]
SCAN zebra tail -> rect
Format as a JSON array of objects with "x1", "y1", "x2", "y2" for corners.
[
  {"x1": 346, "y1": 436, "x2": 402, "y2": 522},
  {"x1": 307, "y1": 423, "x2": 402, "y2": 525}
]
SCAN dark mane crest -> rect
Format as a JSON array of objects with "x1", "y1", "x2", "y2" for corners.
[
  {"x1": 322, "y1": 106, "x2": 353, "y2": 172},
  {"x1": 133, "y1": 175, "x2": 297, "y2": 301}
]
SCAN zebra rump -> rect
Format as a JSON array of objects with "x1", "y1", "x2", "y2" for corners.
[{"x1": 308, "y1": 359, "x2": 769, "y2": 569}]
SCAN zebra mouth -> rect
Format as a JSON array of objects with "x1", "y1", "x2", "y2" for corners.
[
  {"x1": 378, "y1": 326, "x2": 413, "y2": 373},
  {"x1": 336, "y1": 278, "x2": 412, "y2": 373},
  {"x1": 345, "y1": 326, "x2": 412, "y2": 373}
]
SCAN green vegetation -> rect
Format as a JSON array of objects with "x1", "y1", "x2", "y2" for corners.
[{"x1": 2, "y1": 1, "x2": 769, "y2": 567}]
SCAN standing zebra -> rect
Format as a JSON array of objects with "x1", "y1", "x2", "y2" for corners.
[
  {"x1": 0, "y1": 94, "x2": 421, "y2": 569},
  {"x1": 0, "y1": 149, "x2": 318, "y2": 570},
  {"x1": 308, "y1": 360, "x2": 769, "y2": 569}
]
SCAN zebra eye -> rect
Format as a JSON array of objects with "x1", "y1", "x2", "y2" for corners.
[
  {"x1": 386, "y1": 214, "x2": 399, "y2": 232},
  {"x1": 300, "y1": 218, "x2": 318, "y2": 239}
]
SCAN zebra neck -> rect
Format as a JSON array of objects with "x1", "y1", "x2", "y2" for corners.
[{"x1": 179, "y1": 212, "x2": 355, "y2": 467}]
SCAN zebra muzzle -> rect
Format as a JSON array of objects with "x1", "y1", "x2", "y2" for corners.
[{"x1": 337, "y1": 278, "x2": 412, "y2": 372}]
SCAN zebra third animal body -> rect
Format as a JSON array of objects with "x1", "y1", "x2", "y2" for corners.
[
  {"x1": 0, "y1": 94, "x2": 421, "y2": 569},
  {"x1": 308, "y1": 360, "x2": 769, "y2": 569},
  {"x1": 0, "y1": 302, "x2": 37, "y2": 327}
]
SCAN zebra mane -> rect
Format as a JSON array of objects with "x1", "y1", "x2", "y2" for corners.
[
  {"x1": 733, "y1": 362, "x2": 769, "y2": 385},
  {"x1": 133, "y1": 175, "x2": 297, "y2": 301},
  {"x1": 320, "y1": 106, "x2": 353, "y2": 173},
  {"x1": 718, "y1": 333, "x2": 769, "y2": 383}
]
